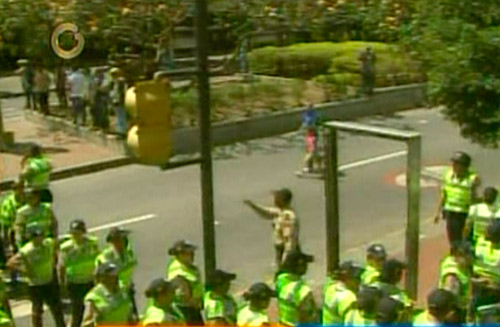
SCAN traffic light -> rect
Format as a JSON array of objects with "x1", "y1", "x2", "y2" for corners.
[{"x1": 126, "y1": 79, "x2": 172, "y2": 165}]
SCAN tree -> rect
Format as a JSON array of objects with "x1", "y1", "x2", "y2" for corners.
[{"x1": 404, "y1": 0, "x2": 500, "y2": 146}]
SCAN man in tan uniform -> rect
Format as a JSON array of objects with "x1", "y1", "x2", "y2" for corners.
[{"x1": 244, "y1": 188, "x2": 300, "y2": 267}]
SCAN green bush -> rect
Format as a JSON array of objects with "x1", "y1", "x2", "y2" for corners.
[{"x1": 248, "y1": 41, "x2": 424, "y2": 87}]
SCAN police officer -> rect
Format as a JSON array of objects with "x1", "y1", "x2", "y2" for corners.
[
  {"x1": 372, "y1": 259, "x2": 412, "y2": 309},
  {"x1": 203, "y1": 269, "x2": 238, "y2": 326},
  {"x1": 238, "y1": 283, "x2": 274, "y2": 326},
  {"x1": 435, "y1": 151, "x2": 480, "y2": 245},
  {"x1": 463, "y1": 187, "x2": 498, "y2": 245},
  {"x1": 413, "y1": 288, "x2": 461, "y2": 324},
  {"x1": 59, "y1": 220, "x2": 100, "y2": 327},
  {"x1": 376, "y1": 296, "x2": 405, "y2": 325},
  {"x1": 0, "y1": 270, "x2": 14, "y2": 327},
  {"x1": 472, "y1": 219, "x2": 500, "y2": 312},
  {"x1": 7, "y1": 226, "x2": 65, "y2": 327},
  {"x1": 438, "y1": 241, "x2": 473, "y2": 317},
  {"x1": 344, "y1": 285, "x2": 382, "y2": 325},
  {"x1": 361, "y1": 243, "x2": 387, "y2": 285},
  {"x1": 141, "y1": 278, "x2": 185, "y2": 326},
  {"x1": 15, "y1": 188, "x2": 57, "y2": 246},
  {"x1": 275, "y1": 249, "x2": 317, "y2": 326},
  {"x1": 0, "y1": 180, "x2": 25, "y2": 256},
  {"x1": 95, "y1": 227, "x2": 138, "y2": 318},
  {"x1": 166, "y1": 240, "x2": 204, "y2": 325},
  {"x1": 20, "y1": 144, "x2": 52, "y2": 203},
  {"x1": 322, "y1": 260, "x2": 364, "y2": 325},
  {"x1": 83, "y1": 262, "x2": 134, "y2": 327}
]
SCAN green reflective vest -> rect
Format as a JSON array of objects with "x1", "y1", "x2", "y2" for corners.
[
  {"x1": 60, "y1": 235, "x2": 99, "y2": 284},
  {"x1": 322, "y1": 280, "x2": 356, "y2": 325},
  {"x1": 413, "y1": 310, "x2": 438, "y2": 325},
  {"x1": 237, "y1": 305, "x2": 269, "y2": 327},
  {"x1": 166, "y1": 258, "x2": 203, "y2": 308},
  {"x1": 474, "y1": 236, "x2": 500, "y2": 283},
  {"x1": 361, "y1": 264, "x2": 380, "y2": 285},
  {"x1": 16, "y1": 203, "x2": 53, "y2": 241},
  {"x1": 443, "y1": 169, "x2": 477, "y2": 213},
  {"x1": 24, "y1": 157, "x2": 51, "y2": 189},
  {"x1": 85, "y1": 282, "x2": 132, "y2": 325},
  {"x1": 96, "y1": 243, "x2": 137, "y2": 288},
  {"x1": 203, "y1": 291, "x2": 237, "y2": 325},
  {"x1": 0, "y1": 192, "x2": 23, "y2": 228},
  {"x1": 141, "y1": 303, "x2": 185, "y2": 326},
  {"x1": 344, "y1": 309, "x2": 376, "y2": 326},
  {"x1": 19, "y1": 238, "x2": 55, "y2": 286},
  {"x1": 438, "y1": 255, "x2": 470, "y2": 308},
  {"x1": 468, "y1": 203, "x2": 499, "y2": 242},
  {"x1": 275, "y1": 272, "x2": 316, "y2": 326}
]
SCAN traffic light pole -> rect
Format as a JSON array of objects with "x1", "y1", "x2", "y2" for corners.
[{"x1": 195, "y1": 0, "x2": 217, "y2": 282}]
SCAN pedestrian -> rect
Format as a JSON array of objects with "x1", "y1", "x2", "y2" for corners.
[
  {"x1": 372, "y1": 259, "x2": 412, "y2": 310},
  {"x1": 141, "y1": 278, "x2": 185, "y2": 326},
  {"x1": 376, "y1": 296, "x2": 406, "y2": 326},
  {"x1": 59, "y1": 220, "x2": 100, "y2": 327},
  {"x1": 34, "y1": 66, "x2": 51, "y2": 115},
  {"x1": 83, "y1": 262, "x2": 134, "y2": 326},
  {"x1": 7, "y1": 226, "x2": 66, "y2": 327},
  {"x1": 237, "y1": 283, "x2": 275, "y2": 327},
  {"x1": 109, "y1": 68, "x2": 128, "y2": 138},
  {"x1": 95, "y1": 227, "x2": 138, "y2": 320},
  {"x1": 166, "y1": 240, "x2": 204, "y2": 325},
  {"x1": 413, "y1": 288, "x2": 462, "y2": 325},
  {"x1": 463, "y1": 186, "x2": 498, "y2": 245},
  {"x1": 91, "y1": 68, "x2": 111, "y2": 131},
  {"x1": 301, "y1": 105, "x2": 320, "y2": 174},
  {"x1": 15, "y1": 188, "x2": 57, "y2": 247},
  {"x1": 203, "y1": 269, "x2": 238, "y2": 326},
  {"x1": 344, "y1": 285, "x2": 382, "y2": 326},
  {"x1": 0, "y1": 180, "x2": 25, "y2": 256},
  {"x1": 17, "y1": 59, "x2": 35, "y2": 110},
  {"x1": 55, "y1": 65, "x2": 68, "y2": 108},
  {"x1": 20, "y1": 144, "x2": 52, "y2": 203},
  {"x1": 361, "y1": 243, "x2": 387, "y2": 286},
  {"x1": 438, "y1": 241, "x2": 473, "y2": 320},
  {"x1": 435, "y1": 151, "x2": 481, "y2": 246},
  {"x1": 275, "y1": 249, "x2": 317, "y2": 326},
  {"x1": 244, "y1": 188, "x2": 300, "y2": 267},
  {"x1": 67, "y1": 68, "x2": 87, "y2": 126},
  {"x1": 471, "y1": 219, "x2": 500, "y2": 312},
  {"x1": 322, "y1": 260, "x2": 364, "y2": 325},
  {"x1": 359, "y1": 46, "x2": 376, "y2": 96}
]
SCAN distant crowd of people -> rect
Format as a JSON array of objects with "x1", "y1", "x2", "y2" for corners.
[{"x1": 17, "y1": 60, "x2": 128, "y2": 138}]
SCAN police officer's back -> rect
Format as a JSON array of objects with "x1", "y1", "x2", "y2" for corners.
[
  {"x1": 361, "y1": 244, "x2": 387, "y2": 286},
  {"x1": 344, "y1": 285, "x2": 382, "y2": 326},
  {"x1": 238, "y1": 283, "x2": 274, "y2": 326},
  {"x1": 203, "y1": 269, "x2": 238, "y2": 326}
]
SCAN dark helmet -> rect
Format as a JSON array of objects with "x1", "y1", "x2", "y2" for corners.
[
  {"x1": 145, "y1": 278, "x2": 175, "y2": 298},
  {"x1": 367, "y1": 243, "x2": 387, "y2": 260},
  {"x1": 69, "y1": 220, "x2": 86, "y2": 233},
  {"x1": 95, "y1": 262, "x2": 119, "y2": 277},
  {"x1": 243, "y1": 283, "x2": 275, "y2": 301},
  {"x1": 168, "y1": 240, "x2": 197, "y2": 256},
  {"x1": 337, "y1": 260, "x2": 365, "y2": 281},
  {"x1": 106, "y1": 227, "x2": 130, "y2": 242},
  {"x1": 451, "y1": 151, "x2": 471, "y2": 167},
  {"x1": 208, "y1": 269, "x2": 236, "y2": 288}
]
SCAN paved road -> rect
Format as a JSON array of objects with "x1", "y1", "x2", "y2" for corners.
[{"x1": 11, "y1": 108, "x2": 500, "y2": 326}]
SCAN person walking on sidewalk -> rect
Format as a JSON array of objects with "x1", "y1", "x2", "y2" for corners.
[
  {"x1": 463, "y1": 187, "x2": 499, "y2": 246},
  {"x1": 203, "y1": 269, "x2": 238, "y2": 326},
  {"x1": 166, "y1": 240, "x2": 204, "y2": 325},
  {"x1": 34, "y1": 66, "x2": 51, "y2": 115},
  {"x1": 91, "y1": 68, "x2": 111, "y2": 131},
  {"x1": 68, "y1": 68, "x2": 87, "y2": 126},
  {"x1": 109, "y1": 68, "x2": 128, "y2": 138},
  {"x1": 20, "y1": 144, "x2": 52, "y2": 203},
  {"x1": 7, "y1": 226, "x2": 65, "y2": 327},
  {"x1": 17, "y1": 60, "x2": 36, "y2": 110},
  {"x1": 237, "y1": 283, "x2": 274, "y2": 327},
  {"x1": 244, "y1": 188, "x2": 300, "y2": 268},
  {"x1": 59, "y1": 220, "x2": 100, "y2": 327},
  {"x1": 361, "y1": 243, "x2": 387, "y2": 286},
  {"x1": 435, "y1": 151, "x2": 481, "y2": 246},
  {"x1": 322, "y1": 260, "x2": 364, "y2": 325},
  {"x1": 275, "y1": 249, "x2": 317, "y2": 326}
]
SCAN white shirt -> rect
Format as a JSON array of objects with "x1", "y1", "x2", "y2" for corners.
[{"x1": 68, "y1": 71, "x2": 86, "y2": 98}]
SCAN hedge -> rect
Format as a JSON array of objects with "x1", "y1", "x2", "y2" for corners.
[{"x1": 248, "y1": 41, "x2": 425, "y2": 87}]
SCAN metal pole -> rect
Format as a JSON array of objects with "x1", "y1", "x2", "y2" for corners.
[
  {"x1": 324, "y1": 128, "x2": 340, "y2": 274},
  {"x1": 405, "y1": 136, "x2": 421, "y2": 299},
  {"x1": 194, "y1": 0, "x2": 216, "y2": 281}
]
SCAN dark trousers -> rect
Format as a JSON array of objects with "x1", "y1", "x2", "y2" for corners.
[
  {"x1": 177, "y1": 306, "x2": 204, "y2": 326},
  {"x1": 472, "y1": 282, "x2": 500, "y2": 319},
  {"x1": 444, "y1": 210, "x2": 468, "y2": 245},
  {"x1": 71, "y1": 97, "x2": 85, "y2": 126},
  {"x1": 40, "y1": 189, "x2": 53, "y2": 203},
  {"x1": 67, "y1": 282, "x2": 93, "y2": 327},
  {"x1": 38, "y1": 92, "x2": 49, "y2": 115},
  {"x1": 29, "y1": 280, "x2": 65, "y2": 327}
]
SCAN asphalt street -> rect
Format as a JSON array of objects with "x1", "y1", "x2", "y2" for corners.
[{"x1": 9, "y1": 107, "x2": 500, "y2": 326}]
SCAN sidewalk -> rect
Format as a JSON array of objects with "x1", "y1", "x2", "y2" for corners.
[{"x1": 1, "y1": 118, "x2": 123, "y2": 182}]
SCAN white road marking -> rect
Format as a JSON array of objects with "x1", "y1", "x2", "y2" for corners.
[
  {"x1": 11, "y1": 213, "x2": 157, "y2": 319},
  {"x1": 339, "y1": 150, "x2": 408, "y2": 171}
]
